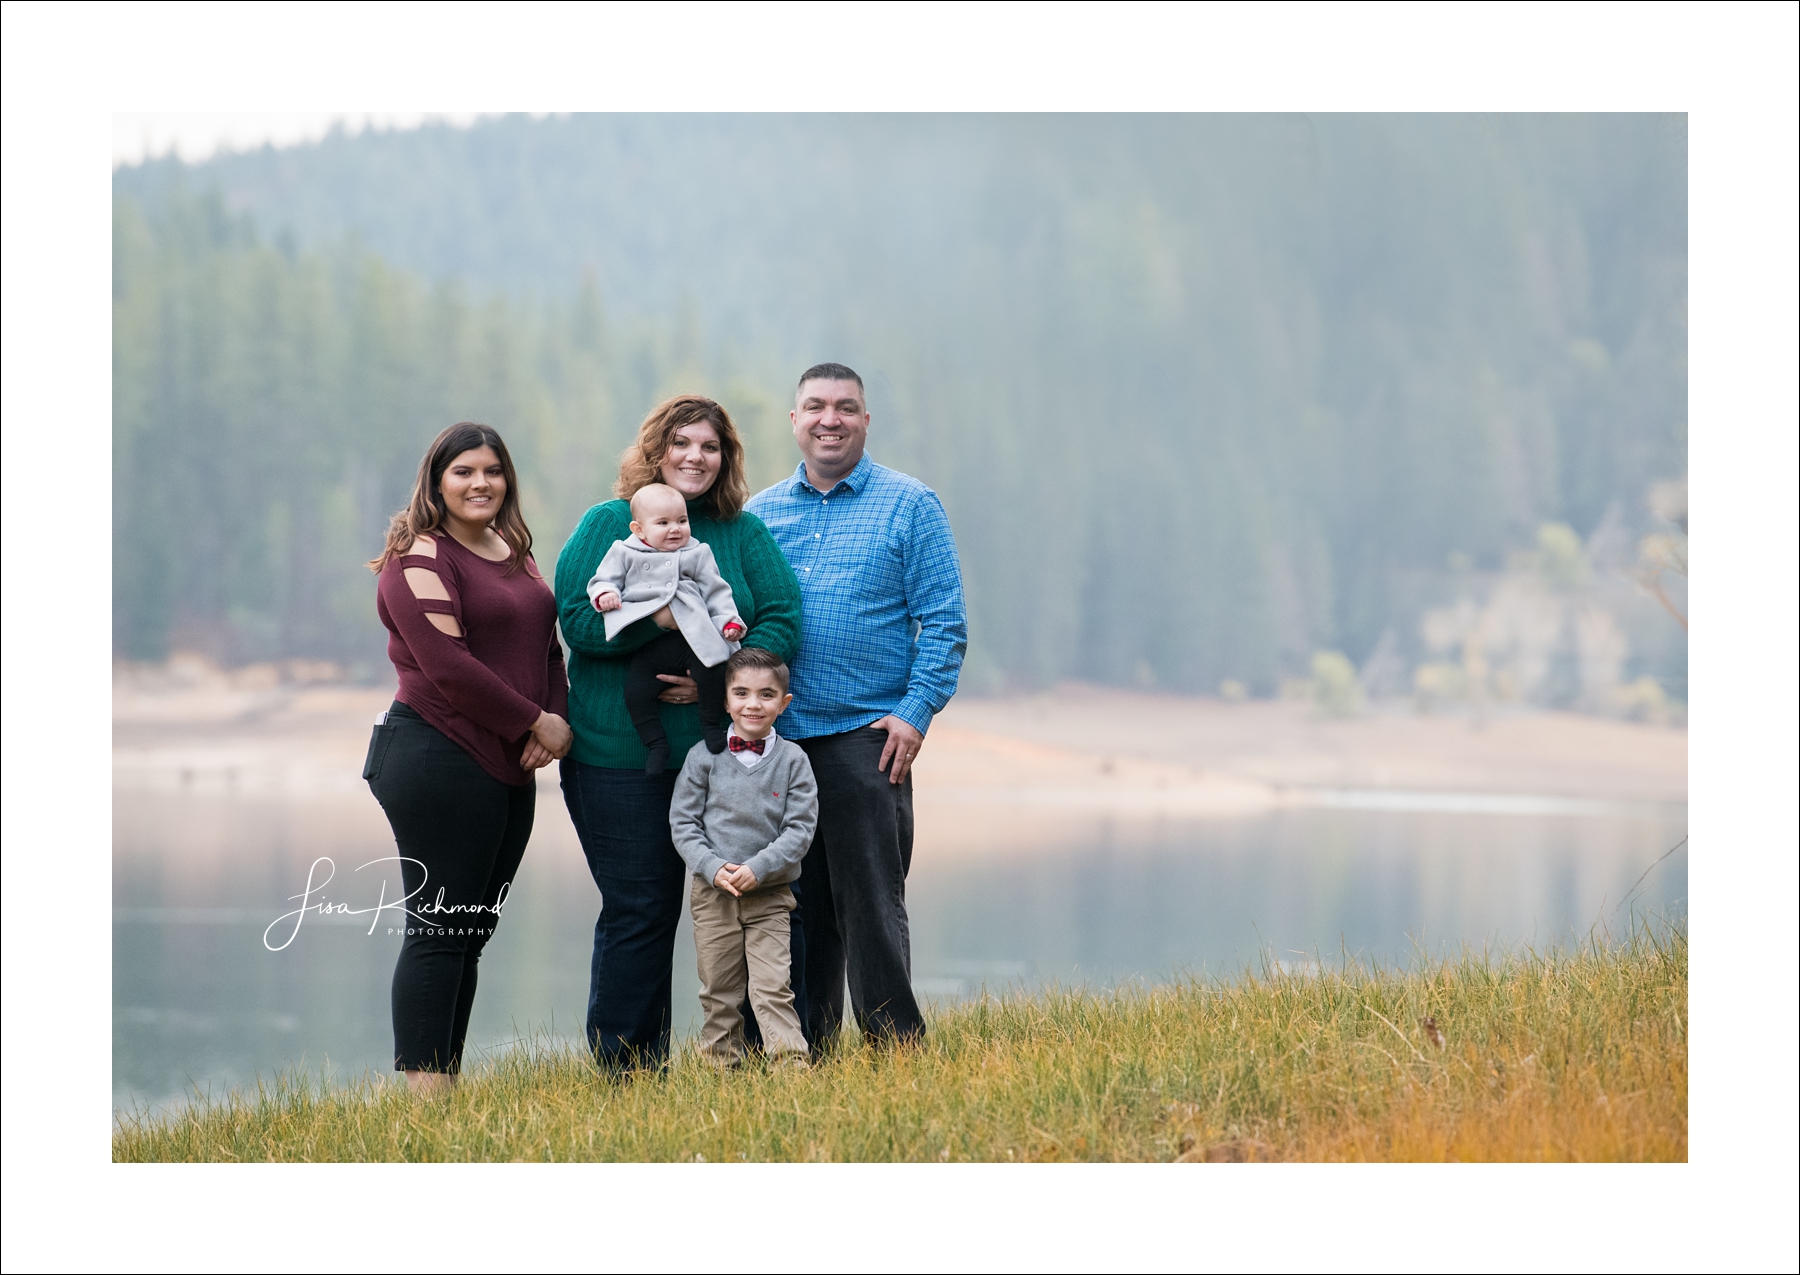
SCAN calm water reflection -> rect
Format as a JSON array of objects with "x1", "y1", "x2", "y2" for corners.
[{"x1": 114, "y1": 785, "x2": 1686, "y2": 1113}]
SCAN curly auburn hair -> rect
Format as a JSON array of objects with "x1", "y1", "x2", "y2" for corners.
[{"x1": 614, "y1": 395, "x2": 749, "y2": 521}]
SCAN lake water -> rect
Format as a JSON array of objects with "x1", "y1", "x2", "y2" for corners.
[{"x1": 113, "y1": 779, "x2": 1686, "y2": 1114}]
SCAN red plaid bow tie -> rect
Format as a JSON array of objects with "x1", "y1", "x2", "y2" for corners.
[{"x1": 728, "y1": 735, "x2": 766, "y2": 755}]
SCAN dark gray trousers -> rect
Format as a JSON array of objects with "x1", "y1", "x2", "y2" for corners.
[{"x1": 796, "y1": 726, "x2": 924, "y2": 1047}]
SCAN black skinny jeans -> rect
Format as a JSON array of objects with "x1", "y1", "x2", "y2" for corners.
[
  {"x1": 797, "y1": 726, "x2": 924, "y2": 1046},
  {"x1": 367, "y1": 701, "x2": 535, "y2": 1073}
]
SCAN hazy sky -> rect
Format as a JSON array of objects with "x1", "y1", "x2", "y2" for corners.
[{"x1": 112, "y1": 112, "x2": 486, "y2": 167}]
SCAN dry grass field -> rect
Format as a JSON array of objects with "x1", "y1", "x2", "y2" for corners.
[{"x1": 114, "y1": 926, "x2": 1685, "y2": 1163}]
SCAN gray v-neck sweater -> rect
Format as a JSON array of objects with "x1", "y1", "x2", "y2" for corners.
[{"x1": 669, "y1": 733, "x2": 817, "y2": 890}]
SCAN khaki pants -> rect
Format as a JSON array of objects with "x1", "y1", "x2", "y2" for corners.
[{"x1": 689, "y1": 878, "x2": 808, "y2": 1065}]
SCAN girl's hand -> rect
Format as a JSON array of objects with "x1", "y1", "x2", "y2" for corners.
[
  {"x1": 651, "y1": 604, "x2": 678, "y2": 630},
  {"x1": 531, "y1": 711, "x2": 573, "y2": 758},
  {"x1": 593, "y1": 591, "x2": 622, "y2": 612},
  {"x1": 721, "y1": 619, "x2": 745, "y2": 640}
]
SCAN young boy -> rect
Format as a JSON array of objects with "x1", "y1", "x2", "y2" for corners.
[
  {"x1": 587, "y1": 482, "x2": 746, "y2": 773},
  {"x1": 669, "y1": 647, "x2": 816, "y2": 1067}
]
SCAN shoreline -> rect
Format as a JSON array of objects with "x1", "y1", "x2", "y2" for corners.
[
  {"x1": 116, "y1": 674, "x2": 1688, "y2": 858},
  {"x1": 115, "y1": 676, "x2": 1687, "y2": 799},
  {"x1": 114, "y1": 673, "x2": 1690, "y2": 1125}
]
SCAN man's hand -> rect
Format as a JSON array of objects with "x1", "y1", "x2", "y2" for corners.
[
  {"x1": 592, "y1": 590, "x2": 621, "y2": 612},
  {"x1": 656, "y1": 674, "x2": 699, "y2": 704},
  {"x1": 872, "y1": 715, "x2": 925, "y2": 784},
  {"x1": 713, "y1": 864, "x2": 744, "y2": 897},
  {"x1": 520, "y1": 738, "x2": 556, "y2": 769}
]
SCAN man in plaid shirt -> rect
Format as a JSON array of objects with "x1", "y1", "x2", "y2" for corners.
[{"x1": 746, "y1": 363, "x2": 967, "y2": 1048}]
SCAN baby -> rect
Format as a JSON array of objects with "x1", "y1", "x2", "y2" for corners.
[
  {"x1": 587, "y1": 483, "x2": 746, "y2": 773},
  {"x1": 669, "y1": 647, "x2": 816, "y2": 1068}
]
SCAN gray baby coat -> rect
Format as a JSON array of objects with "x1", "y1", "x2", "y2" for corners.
[
  {"x1": 669, "y1": 734, "x2": 817, "y2": 890},
  {"x1": 586, "y1": 535, "x2": 742, "y2": 667}
]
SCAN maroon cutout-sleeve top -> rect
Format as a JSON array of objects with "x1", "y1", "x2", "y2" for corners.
[{"x1": 376, "y1": 533, "x2": 569, "y2": 786}]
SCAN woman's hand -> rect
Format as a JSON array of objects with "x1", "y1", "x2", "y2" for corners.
[
  {"x1": 656, "y1": 674, "x2": 699, "y2": 704},
  {"x1": 531, "y1": 711, "x2": 573, "y2": 759},
  {"x1": 520, "y1": 738, "x2": 556, "y2": 769}
]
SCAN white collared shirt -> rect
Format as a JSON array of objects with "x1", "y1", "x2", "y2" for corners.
[{"x1": 726, "y1": 721, "x2": 778, "y2": 768}]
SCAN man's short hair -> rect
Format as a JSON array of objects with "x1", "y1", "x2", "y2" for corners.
[
  {"x1": 796, "y1": 363, "x2": 864, "y2": 399},
  {"x1": 725, "y1": 646, "x2": 789, "y2": 693}
]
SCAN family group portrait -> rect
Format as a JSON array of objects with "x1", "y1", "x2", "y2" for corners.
[
  {"x1": 7, "y1": 4, "x2": 1796, "y2": 1268},
  {"x1": 364, "y1": 367, "x2": 961, "y2": 1089},
  {"x1": 106, "y1": 108, "x2": 1696, "y2": 1163}
]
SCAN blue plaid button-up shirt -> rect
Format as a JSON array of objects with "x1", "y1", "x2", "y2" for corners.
[{"x1": 747, "y1": 453, "x2": 967, "y2": 740}]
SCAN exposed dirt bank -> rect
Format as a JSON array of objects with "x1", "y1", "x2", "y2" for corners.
[{"x1": 117, "y1": 673, "x2": 1684, "y2": 857}]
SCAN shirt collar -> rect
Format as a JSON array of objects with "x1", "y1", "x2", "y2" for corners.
[{"x1": 789, "y1": 452, "x2": 875, "y2": 497}]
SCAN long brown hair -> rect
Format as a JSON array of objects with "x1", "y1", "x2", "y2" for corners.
[
  {"x1": 614, "y1": 395, "x2": 748, "y2": 520},
  {"x1": 368, "y1": 423, "x2": 533, "y2": 575}
]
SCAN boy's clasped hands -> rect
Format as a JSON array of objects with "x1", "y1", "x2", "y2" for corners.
[{"x1": 712, "y1": 862, "x2": 759, "y2": 896}]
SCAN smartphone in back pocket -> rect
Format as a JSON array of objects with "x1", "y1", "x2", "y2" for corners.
[{"x1": 363, "y1": 710, "x2": 396, "y2": 782}]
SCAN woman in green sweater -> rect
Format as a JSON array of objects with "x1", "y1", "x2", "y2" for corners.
[{"x1": 555, "y1": 395, "x2": 802, "y2": 1072}]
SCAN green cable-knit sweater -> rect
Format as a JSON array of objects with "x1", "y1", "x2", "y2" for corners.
[{"x1": 554, "y1": 498, "x2": 803, "y2": 769}]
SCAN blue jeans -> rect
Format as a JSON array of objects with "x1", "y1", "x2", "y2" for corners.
[{"x1": 560, "y1": 759, "x2": 686, "y2": 1071}]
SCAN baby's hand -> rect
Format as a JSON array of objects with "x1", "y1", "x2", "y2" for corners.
[
  {"x1": 593, "y1": 590, "x2": 622, "y2": 613},
  {"x1": 721, "y1": 618, "x2": 745, "y2": 640},
  {"x1": 725, "y1": 863, "x2": 759, "y2": 893},
  {"x1": 713, "y1": 865, "x2": 744, "y2": 897}
]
